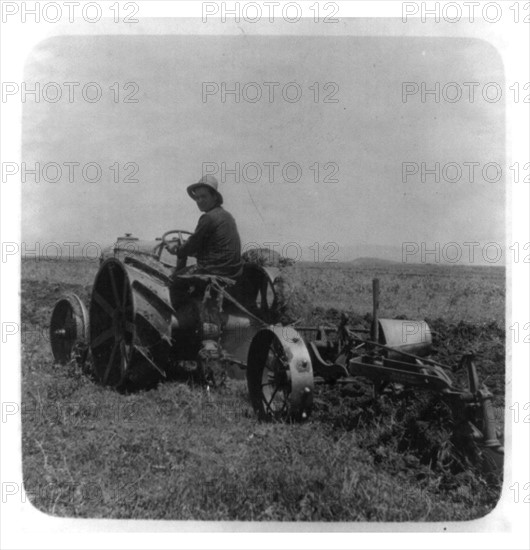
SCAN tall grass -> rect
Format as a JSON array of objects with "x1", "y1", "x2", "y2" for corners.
[{"x1": 279, "y1": 263, "x2": 504, "y2": 324}]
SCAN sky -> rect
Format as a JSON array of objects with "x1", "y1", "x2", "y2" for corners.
[{"x1": 21, "y1": 31, "x2": 505, "y2": 263}]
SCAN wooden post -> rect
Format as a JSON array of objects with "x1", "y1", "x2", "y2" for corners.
[{"x1": 371, "y1": 278, "x2": 380, "y2": 344}]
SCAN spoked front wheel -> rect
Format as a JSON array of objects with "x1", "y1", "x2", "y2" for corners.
[
  {"x1": 50, "y1": 294, "x2": 89, "y2": 365},
  {"x1": 247, "y1": 326, "x2": 313, "y2": 421}
]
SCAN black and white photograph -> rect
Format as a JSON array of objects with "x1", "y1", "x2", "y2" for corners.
[{"x1": 1, "y1": 1, "x2": 529, "y2": 548}]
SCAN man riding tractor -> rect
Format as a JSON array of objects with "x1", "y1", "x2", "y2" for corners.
[
  {"x1": 167, "y1": 175, "x2": 243, "y2": 279},
  {"x1": 166, "y1": 175, "x2": 244, "y2": 385}
]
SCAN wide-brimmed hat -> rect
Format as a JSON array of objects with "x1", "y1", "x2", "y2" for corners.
[{"x1": 187, "y1": 175, "x2": 223, "y2": 203}]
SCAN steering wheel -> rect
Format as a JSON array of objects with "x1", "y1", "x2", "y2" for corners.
[
  {"x1": 155, "y1": 229, "x2": 193, "y2": 261},
  {"x1": 161, "y1": 229, "x2": 193, "y2": 249}
]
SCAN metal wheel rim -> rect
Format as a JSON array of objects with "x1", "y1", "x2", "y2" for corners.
[{"x1": 247, "y1": 328, "x2": 313, "y2": 421}]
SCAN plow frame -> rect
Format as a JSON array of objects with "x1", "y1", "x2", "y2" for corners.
[{"x1": 244, "y1": 278, "x2": 504, "y2": 472}]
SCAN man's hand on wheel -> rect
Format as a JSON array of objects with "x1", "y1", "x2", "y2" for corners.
[{"x1": 166, "y1": 239, "x2": 181, "y2": 255}]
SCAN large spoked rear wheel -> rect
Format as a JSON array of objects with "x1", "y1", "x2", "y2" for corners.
[
  {"x1": 247, "y1": 327, "x2": 314, "y2": 421},
  {"x1": 89, "y1": 259, "x2": 135, "y2": 389},
  {"x1": 50, "y1": 294, "x2": 89, "y2": 365}
]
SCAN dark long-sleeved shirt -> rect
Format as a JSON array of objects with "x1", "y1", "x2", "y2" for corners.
[{"x1": 177, "y1": 206, "x2": 243, "y2": 277}]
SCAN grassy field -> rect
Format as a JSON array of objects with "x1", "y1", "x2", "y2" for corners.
[
  {"x1": 20, "y1": 258, "x2": 505, "y2": 522},
  {"x1": 280, "y1": 261, "x2": 505, "y2": 324}
]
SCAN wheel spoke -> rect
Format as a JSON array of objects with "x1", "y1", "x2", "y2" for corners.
[
  {"x1": 91, "y1": 327, "x2": 114, "y2": 349},
  {"x1": 125, "y1": 321, "x2": 135, "y2": 336},
  {"x1": 58, "y1": 335, "x2": 67, "y2": 362},
  {"x1": 265, "y1": 346, "x2": 287, "y2": 371},
  {"x1": 265, "y1": 385, "x2": 280, "y2": 407},
  {"x1": 122, "y1": 276, "x2": 128, "y2": 309},
  {"x1": 249, "y1": 334, "x2": 297, "y2": 419},
  {"x1": 120, "y1": 341, "x2": 129, "y2": 376},
  {"x1": 103, "y1": 341, "x2": 119, "y2": 384},
  {"x1": 262, "y1": 394, "x2": 274, "y2": 414},
  {"x1": 65, "y1": 308, "x2": 73, "y2": 329},
  {"x1": 260, "y1": 279, "x2": 268, "y2": 310},
  {"x1": 259, "y1": 338, "x2": 290, "y2": 415},
  {"x1": 120, "y1": 339, "x2": 132, "y2": 359},
  {"x1": 109, "y1": 266, "x2": 121, "y2": 309},
  {"x1": 264, "y1": 357, "x2": 276, "y2": 373},
  {"x1": 270, "y1": 344, "x2": 287, "y2": 368},
  {"x1": 93, "y1": 291, "x2": 114, "y2": 317}
]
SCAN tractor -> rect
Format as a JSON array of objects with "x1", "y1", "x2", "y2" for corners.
[{"x1": 49, "y1": 230, "x2": 504, "y2": 472}]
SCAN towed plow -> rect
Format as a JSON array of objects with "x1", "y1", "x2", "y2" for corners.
[{"x1": 49, "y1": 232, "x2": 504, "y2": 473}]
